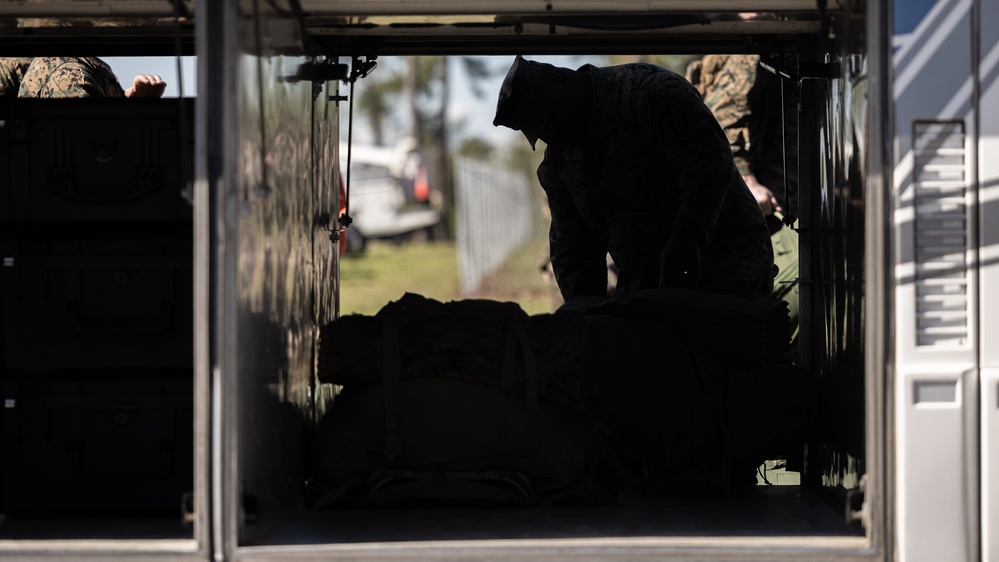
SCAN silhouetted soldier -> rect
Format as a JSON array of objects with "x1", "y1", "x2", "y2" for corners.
[{"x1": 493, "y1": 56, "x2": 775, "y2": 301}]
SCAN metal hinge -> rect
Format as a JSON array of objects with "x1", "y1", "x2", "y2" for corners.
[
  {"x1": 845, "y1": 474, "x2": 869, "y2": 529},
  {"x1": 280, "y1": 61, "x2": 351, "y2": 101}
]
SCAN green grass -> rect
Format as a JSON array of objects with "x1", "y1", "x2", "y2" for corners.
[
  {"x1": 338, "y1": 237, "x2": 563, "y2": 317},
  {"x1": 339, "y1": 240, "x2": 461, "y2": 316},
  {"x1": 465, "y1": 235, "x2": 563, "y2": 315}
]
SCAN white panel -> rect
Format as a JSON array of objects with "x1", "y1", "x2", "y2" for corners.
[
  {"x1": 894, "y1": 116, "x2": 977, "y2": 562},
  {"x1": 896, "y1": 367, "x2": 975, "y2": 562},
  {"x1": 892, "y1": 0, "x2": 978, "y2": 559},
  {"x1": 984, "y1": 369, "x2": 999, "y2": 562}
]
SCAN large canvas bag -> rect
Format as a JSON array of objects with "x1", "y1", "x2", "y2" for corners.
[
  {"x1": 312, "y1": 294, "x2": 601, "y2": 506},
  {"x1": 312, "y1": 378, "x2": 599, "y2": 507}
]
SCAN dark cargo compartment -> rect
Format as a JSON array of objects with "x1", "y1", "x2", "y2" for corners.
[
  {"x1": 229, "y1": 44, "x2": 867, "y2": 556},
  {"x1": 239, "y1": 293, "x2": 861, "y2": 548},
  {"x1": 0, "y1": 99, "x2": 195, "y2": 541}
]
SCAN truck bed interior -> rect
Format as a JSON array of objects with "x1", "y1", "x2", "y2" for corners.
[
  {"x1": 248, "y1": 487, "x2": 862, "y2": 547},
  {"x1": 1, "y1": 0, "x2": 879, "y2": 557}
]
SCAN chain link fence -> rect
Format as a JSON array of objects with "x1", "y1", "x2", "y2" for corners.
[{"x1": 453, "y1": 157, "x2": 545, "y2": 297}]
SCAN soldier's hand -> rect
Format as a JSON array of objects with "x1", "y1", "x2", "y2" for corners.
[
  {"x1": 125, "y1": 74, "x2": 167, "y2": 98},
  {"x1": 743, "y1": 174, "x2": 781, "y2": 216},
  {"x1": 659, "y1": 237, "x2": 700, "y2": 289}
]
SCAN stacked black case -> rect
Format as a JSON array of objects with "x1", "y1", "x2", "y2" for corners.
[{"x1": 1, "y1": 99, "x2": 194, "y2": 516}]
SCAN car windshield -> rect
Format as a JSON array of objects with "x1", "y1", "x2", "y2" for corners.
[{"x1": 350, "y1": 162, "x2": 393, "y2": 182}]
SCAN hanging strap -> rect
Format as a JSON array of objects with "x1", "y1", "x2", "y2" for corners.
[
  {"x1": 342, "y1": 74, "x2": 356, "y2": 222},
  {"x1": 338, "y1": 56, "x2": 376, "y2": 232},
  {"x1": 497, "y1": 314, "x2": 539, "y2": 411}
]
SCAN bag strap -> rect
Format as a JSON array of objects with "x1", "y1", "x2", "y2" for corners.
[
  {"x1": 380, "y1": 307, "x2": 539, "y2": 455},
  {"x1": 500, "y1": 324, "x2": 518, "y2": 391},
  {"x1": 508, "y1": 318, "x2": 539, "y2": 411},
  {"x1": 495, "y1": 313, "x2": 539, "y2": 411},
  {"x1": 381, "y1": 315, "x2": 404, "y2": 460}
]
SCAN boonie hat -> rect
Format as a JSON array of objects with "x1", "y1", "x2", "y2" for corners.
[{"x1": 493, "y1": 55, "x2": 550, "y2": 150}]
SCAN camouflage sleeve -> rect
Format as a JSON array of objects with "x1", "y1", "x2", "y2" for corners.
[
  {"x1": 0, "y1": 57, "x2": 32, "y2": 97},
  {"x1": 699, "y1": 55, "x2": 758, "y2": 176},
  {"x1": 18, "y1": 57, "x2": 124, "y2": 98},
  {"x1": 538, "y1": 153, "x2": 609, "y2": 300},
  {"x1": 684, "y1": 59, "x2": 703, "y2": 96}
]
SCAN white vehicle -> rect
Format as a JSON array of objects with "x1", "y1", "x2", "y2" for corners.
[
  {"x1": 0, "y1": 1, "x2": 996, "y2": 561},
  {"x1": 339, "y1": 140, "x2": 440, "y2": 253}
]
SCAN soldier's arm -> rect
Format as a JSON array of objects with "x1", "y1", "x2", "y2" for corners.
[
  {"x1": 538, "y1": 156, "x2": 608, "y2": 300},
  {"x1": 647, "y1": 90, "x2": 734, "y2": 258},
  {"x1": 699, "y1": 55, "x2": 757, "y2": 177},
  {"x1": 0, "y1": 58, "x2": 32, "y2": 97},
  {"x1": 743, "y1": 173, "x2": 781, "y2": 215}
]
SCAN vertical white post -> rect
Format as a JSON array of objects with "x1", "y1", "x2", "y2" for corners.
[
  {"x1": 892, "y1": 1, "x2": 979, "y2": 561},
  {"x1": 978, "y1": 0, "x2": 999, "y2": 558}
]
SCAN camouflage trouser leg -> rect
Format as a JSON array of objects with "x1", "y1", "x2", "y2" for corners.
[{"x1": 770, "y1": 222, "x2": 799, "y2": 363}]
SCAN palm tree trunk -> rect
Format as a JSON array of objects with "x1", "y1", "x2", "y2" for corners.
[
  {"x1": 406, "y1": 56, "x2": 420, "y2": 141},
  {"x1": 436, "y1": 57, "x2": 453, "y2": 238}
]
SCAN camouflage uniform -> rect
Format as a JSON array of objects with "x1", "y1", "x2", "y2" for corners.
[
  {"x1": 17, "y1": 57, "x2": 124, "y2": 98},
  {"x1": 538, "y1": 62, "x2": 774, "y2": 301},
  {"x1": 0, "y1": 57, "x2": 32, "y2": 97},
  {"x1": 687, "y1": 54, "x2": 798, "y2": 214},
  {"x1": 686, "y1": 55, "x2": 757, "y2": 178},
  {"x1": 690, "y1": 54, "x2": 801, "y2": 361}
]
